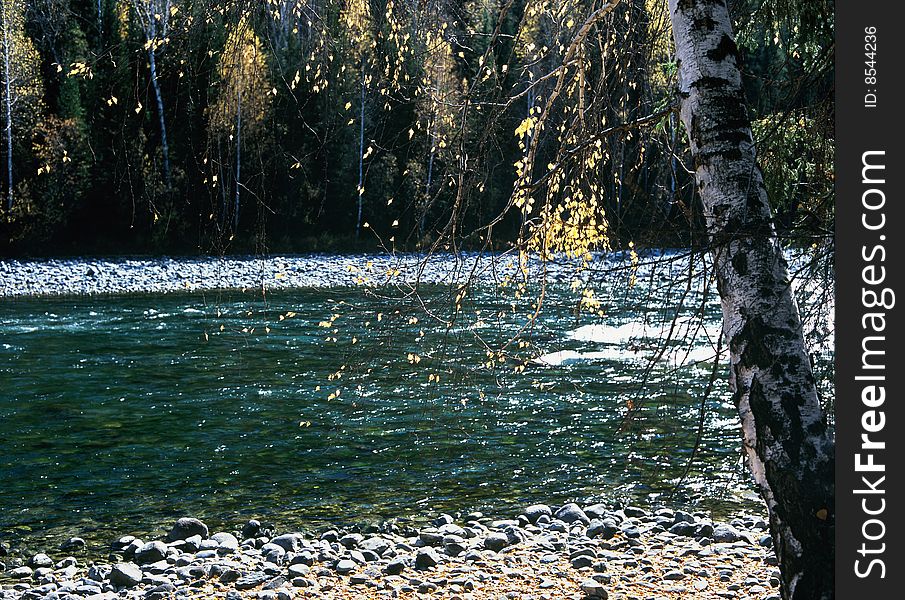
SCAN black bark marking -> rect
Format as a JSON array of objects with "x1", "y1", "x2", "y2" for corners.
[
  {"x1": 731, "y1": 252, "x2": 748, "y2": 275},
  {"x1": 689, "y1": 75, "x2": 733, "y2": 90},
  {"x1": 706, "y1": 33, "x2": 739, "y2": 63},
  {"x1": 713, "y1": 128, "x2": 750, "y2": 145},
  {"x1": 692, "y1": 16, "x2": 718, "y2": 31},
  {"x1": 733, "y1": 317, "x2": 797, "y2": 370}
]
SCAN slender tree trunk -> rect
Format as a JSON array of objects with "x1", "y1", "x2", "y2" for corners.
[
  {"x1": 421, "y1": 118, "x2": 435, "y2": 238},
  {"x1": 668, "y1": 1, "x2": 834, "y2": 599},
  {"x1": 2, "y1": 0, "x2": 13, "y2": 211},
  {"x1": 233, "y1": 87, "x2": 242, "y2": 231},
  {"x1": 355, "y1": 64, "x2": 365, "y2": 239},
  {"x1": 97, "y1": 0, "x2": 103, "y2": 46},
  {"x1": 148, "y1": 47, "x2": 172, "y2": 189}
]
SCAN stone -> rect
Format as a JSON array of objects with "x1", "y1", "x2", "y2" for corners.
[
  {"x1": 583, "y1": 504, "x2": 610, "y2": 520},
  {"x1": 359, "y1": 537, "x2": 390, "y2": 556},
  {"x1": 211, "y1": 532, "x2": 240, "y2": 553},
  {"x1": 503, "y1": 526, "x2": 526, "y2": 545},
  {"x1": 444, "y1": 539, "x2": 467, "y2": 557},
  {"x1": 109, "y1": 563, "x2": 143, "y2": 588},
  {"x1": 287, "y1": 564, "x2": 310, "y2": 578},
  {"x1": 262, "y1": 576, "x2": 287, "y2": 590},
  {"x1": 9, "y1": 566, "x2": 33, "y2": 579},
  {"x1": 87, "y1": 565, "x2": 112, "y2": 582},
  {"x1": 290, "y1": 551, "x2": 314, "y2": 566},
  {"x1": 571, "y1": 556, "x2": 594, "y2": 569},
  {"x1": 669, "y1": 522, "x2": 696, "y2": 537},
  {"x1": 483, "y1": 533, "x2": 509, "y2": 552},
  {"x1": 219, "y1": 569, "x2": 241, "y2": 583},
  {"x1": 712, "y1": 524, "x2": 742, "y2": 543},
  {"x1": 28, "y1": 554, "x2": 53, "y2": 569},
  {"x1": 270, "y1": 533, "x2": 304, "y2": 552},
  {"x1": 418, "y1": 528, "x2": 444, "y2": 546},
  {"x1": 588, "y1": 519, "x2": 619, "y2": 539},
  {"x1": 335, "y1": 559, "x2": 356, "y2": 574},
  {"x1": 319, "y1": 530, "x2": 340, "y2": 543},
  {"x1": 385, "y1": 557, "x2": 407, "y2": 575},
  {"x1": 623, "y1": 506, "x2": 647, "y2": 518},
  {"x1": 339, "y1": 533, "x2": 364, "y2": 549},
  {"x1": 433, "y1": 514, "x2": 455, "y2": 526},
  {"x1": 580, "y1": 579, "x2": 608, "y2": 598},
  {"x1": 663, "y1": 571, "x2": 685, "y2": 581},
  {"x1": 261, "y1": 543, "x2": 287, "y2": 560},
  {"x1": 418, "y1": 582, "x2": 439, "y2": 594},
  {"x1": 241, "y1": 520, "x2": 261, "y2": 539},
  {"x1": 415, "y1": 547, "x2": 441, "y2": 569},
  {"x1": 694, "y1": 523, "x2": 714, "y2": 539},
  {"x1": 555, "y1": 503, "x2": 590, "y2": 525},
  {"x1": 360, "y1": 549, "x2": 381, "y2": 562},
  {"x1": 673, "y1": 510, "x2": 695, "y2": 524},
  {"x1": 166, "y1": 518, "x2": 209, "y2": 542},
  {"x1": 620, "y1": 524, "x2": 641, "y2": 538},
  {"x1": 524, "y1": 504, "x2": 553, "y2": 523},
  {"x1": 60, "y1": 538, "x2": 86, "y2": 552},
  {"x1": 438, "y1": 523, "x2": 467, "y2": 537},
  {"x1": 134, "y1": 541, "x2": 168, "y2": 565},
  {"x1": 234, "y1": 572, "x2": 271, "y2": 590}
]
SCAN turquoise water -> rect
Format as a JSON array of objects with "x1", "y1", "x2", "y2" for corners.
[{"x1": 0, "y1": 263, "x2": 765, "y2": 551}]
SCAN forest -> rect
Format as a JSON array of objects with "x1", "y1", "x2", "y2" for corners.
[
  {"x1": 0, "y1": 2, "x2": 838, "y2": 599},
  {"x1": 0, "y1": 0, "x2": 832, "y2": 256}
]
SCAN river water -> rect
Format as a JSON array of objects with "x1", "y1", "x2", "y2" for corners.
[{"x1": 0, "y1": 252, "x2": 831, "y2": 550}]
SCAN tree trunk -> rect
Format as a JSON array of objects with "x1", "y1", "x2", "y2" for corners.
[
  {"x1": 233, "y1": 86, "x2": 242, "y2": 231},
  {"x1": 356, "y1": 64, "x2": 365, "y2": 239},
  {"x1": 667, "y1": 1, "x2": 834, "y2": 599},
  {"x1": 2, "y1": 0, "x2": 14, "y2": 211},
  {"x1": 148, "y1": 46, "x2": 171, "y2": 189},
  {"x1": 97, "y1": 0, "x2": 103, "y2": 47}
]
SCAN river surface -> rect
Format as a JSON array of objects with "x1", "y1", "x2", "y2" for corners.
[{"x1": 1, "y1": 252, "x2": 830, "y2": 551}]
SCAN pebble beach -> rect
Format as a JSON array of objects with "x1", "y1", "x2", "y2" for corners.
[{"x1": 0, "y1": 504, "x2": 780, "y2": 600}]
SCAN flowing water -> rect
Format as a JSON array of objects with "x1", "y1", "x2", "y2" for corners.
[{"x1": 0, "y1": 252, "x2": 825, "y2": 552}]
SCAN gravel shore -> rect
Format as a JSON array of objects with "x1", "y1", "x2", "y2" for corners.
[
  {"x1": 0, "y1": 252, "x2": 673, "y2": 298},
  {"x1": 0, "y1": 504, "x2": 780, "y2": 600}
]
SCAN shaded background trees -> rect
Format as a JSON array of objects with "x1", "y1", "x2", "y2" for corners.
[{"x1": 0, "y1": 0, "x2": 832, "y2": 256}]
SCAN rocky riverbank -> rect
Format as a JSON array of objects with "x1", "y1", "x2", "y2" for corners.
[
  {"x1": 0, "y1": 504, "x2": 781, "y2": 600},
  {"x1": 0, "y1": 252, "x2": 670, "y2": 298}
]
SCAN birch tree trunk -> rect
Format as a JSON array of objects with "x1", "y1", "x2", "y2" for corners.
[
  {"x1": 233, "y1": 87, "x2": 242, "y2": 231},
  {"x1": 2, "y1": 0, "x2": 14, "y2": 210},
  {"x1": 355, "y1": 64, "x2": 365, "y2": 239},
  {"x1": 147, "y1": 43, "x2": 171, "y2": 189},
  {"x1": 667, "y1": 1, "x2": 834, "y2": 598},
  {"x1": 132, "y1": 0, "x2": 171, "y2": 189}
]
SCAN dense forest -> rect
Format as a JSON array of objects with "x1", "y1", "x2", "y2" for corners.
[{"x1": 0, "y1": 0, "x2": 832, "y2": 256}]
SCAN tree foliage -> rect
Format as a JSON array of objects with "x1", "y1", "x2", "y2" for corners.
[{"x1": 0, "y1": 0, "x2": 832, "y2": 257}]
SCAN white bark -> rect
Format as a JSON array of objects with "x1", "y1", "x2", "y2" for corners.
[
  {"x1": 97, "y1": 0, "x2": 103, "y2": 45},
  {"x1": 668, "y1": 1, "x2": 834, "y2": 598},
  {"x1": 132, "y1": 0, "x2": 172, "y2": 188},
  {"x1": 2, "y1": 0, "x2": 13, "y2": 210},
  {"x1": 233, "y1": 87, "x2": 242, "y2": 230},
  {"x1": 356, "y1": 64, "x2": 365, "y2": 239}
]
